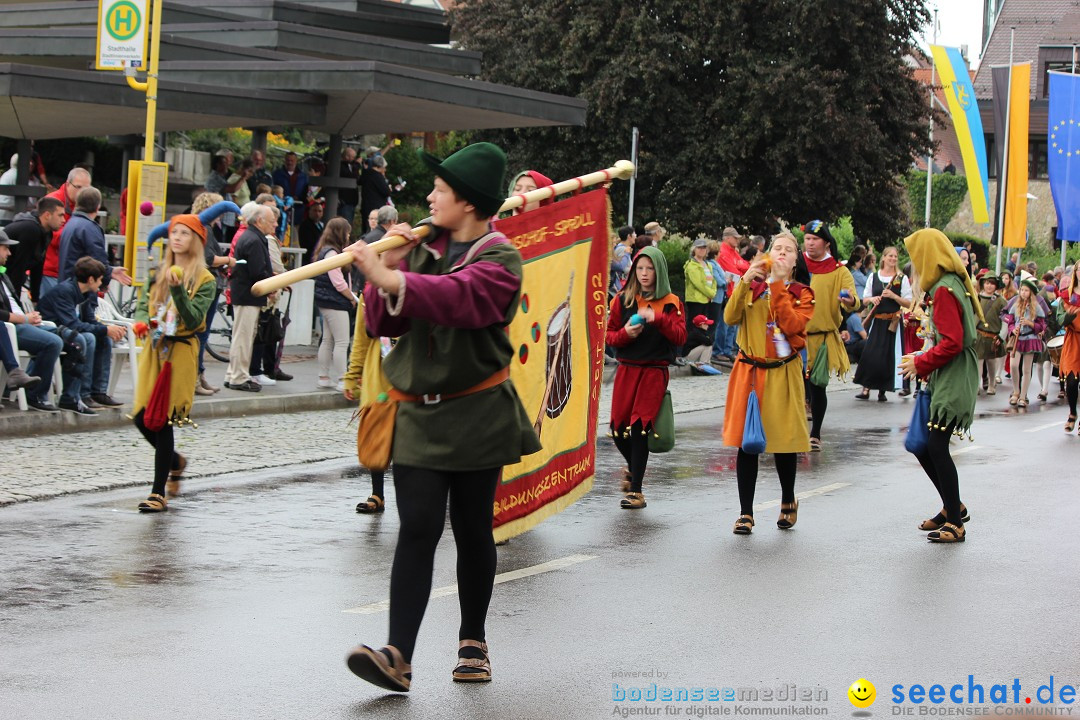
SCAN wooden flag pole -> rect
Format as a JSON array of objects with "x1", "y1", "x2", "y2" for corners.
[{"x1": 252, "y1": 160, "x2": 636, "y2": 297}]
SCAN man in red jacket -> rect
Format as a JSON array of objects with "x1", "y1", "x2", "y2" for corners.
[{"x1": 40, "y1": 167, "x2": 91, "y2": 298}]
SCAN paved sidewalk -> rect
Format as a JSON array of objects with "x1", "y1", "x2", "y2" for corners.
[{"x1": 0, "y1": 370, "x2": 859, "y2": 506}]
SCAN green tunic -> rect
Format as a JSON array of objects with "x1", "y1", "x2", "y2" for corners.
[
  {"x1": 382, "y1": 239, "x2": 542, "y2": 472},
  {"x1": 927, "y1": 274, "x2": 978, "y2": 434},
  {"x1": 974, "y1": 293, "x2": 1006, "y2": 359}
]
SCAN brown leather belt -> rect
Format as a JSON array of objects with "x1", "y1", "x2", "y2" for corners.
[
  {"x1": 977, "y1": 329, "x2": 999, "y2": 339},
  {"x1": 737, "y1": 351, "x2": 800, "y2": 370},
  {"x1": 389, "y1": 367, "x2": 510, "y2": 405},
  {"x1": 872, "y1": 311, "x2": 901, "y2": 321}
]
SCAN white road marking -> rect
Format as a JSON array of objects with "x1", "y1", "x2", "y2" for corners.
[
  {"x1": 952, "y1": 444, "x2": 982, "y2": 455},
  {"x1": 1024, "y1": 421, "x2": 1065, "y2": 433},
  {"x1": 754, "y1": 482, "x2": 850, "y2": 511},
  {"x1": 343, "y1": 553, "x2": 598, "y2": 614}
]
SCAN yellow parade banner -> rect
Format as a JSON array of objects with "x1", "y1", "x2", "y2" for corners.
[{"x1": 492, "y1": 189, "x2": 610, "y2": 541}]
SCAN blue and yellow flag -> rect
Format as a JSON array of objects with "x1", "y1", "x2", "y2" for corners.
[
  {"x1": 930, "y1": 45, "x2": 991, "y2": 224},
  {"x1": 1049, "y1": 71, "x2": 1080, "y2": 243}
]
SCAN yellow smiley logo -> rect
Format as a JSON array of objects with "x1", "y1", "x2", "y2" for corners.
[{"x1": 848, "y1": 678, "x2": 876, "y2": 708}]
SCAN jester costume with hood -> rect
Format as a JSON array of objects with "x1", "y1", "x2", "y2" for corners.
[
  {"x1": 606, "y1": 246, "x2": 686, "y2": 435},
  {"x1": 905, "y1": 229, "x2": 985, "y2": 436}
]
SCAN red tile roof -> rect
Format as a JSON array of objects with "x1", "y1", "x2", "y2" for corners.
[{"x1": 974, "y1": 0, "x2": 1080, "y2": 99}]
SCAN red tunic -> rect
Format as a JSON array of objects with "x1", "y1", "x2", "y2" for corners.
[{"x1": 607, "y1": 293, "x2": 686, "y2": 431}]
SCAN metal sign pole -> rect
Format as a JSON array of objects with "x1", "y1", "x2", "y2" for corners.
[{"x1": 627, "y1": 127, "x2": 639, "y2": 226}]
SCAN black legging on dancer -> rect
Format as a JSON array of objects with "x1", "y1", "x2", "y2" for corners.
[
  {"x1": 132, "y1": 409, "x2": 182, "y2": 496},
  {"x1": 807, "y1": 381, "x2": 827, "y2": 439},
  {"x1": 1067, "y1": 376, "x2": 1079, "y2": 417},
  {"x1": 370, "y1": 470, "x2": 385, "y2": 499},
  {"x1": 612, "y1": 420, "x2": 650, "y2": 493},
  {"x1": 736, "y1": 450, "x2": 796, "y2": 517},
  {"x1": 913, "y1": 423, "x2": 965, "y2": 527},
  {"x1": 387, "y1": 465, "x2": 500, "y2": 664}
]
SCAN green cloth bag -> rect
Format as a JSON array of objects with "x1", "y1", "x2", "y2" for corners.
[
  {"x1": 648, "y1": 391, "x2": 675, "y2": 453},
  {"x1": 808, "y1": 342, "x2": 830, "y2": 387}
]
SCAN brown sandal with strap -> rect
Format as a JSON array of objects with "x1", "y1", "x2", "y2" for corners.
[
  {"x1": 927, "y1": 522, "x2": 965, "y2": 543},
  {"x1": 620, "y1": 492, "x2": 646, "y2": 509},
  {"x1": 165, "y1": 454, "x2": 186, "y2": 498},
  {"x1": 733, "y1": 515, "x2": 754, "y2": 534},
  {"x1": 453, "y1": 639, "x2": 492, "y2": 682},
  {"x1": 346, "y1": 644, "x2": 412, "y2": 692},
  {"x1": 356, "y1": 495, "x2": 385, "y2": 514},
  {"x1": 919, "y1": 505, "x2": 970, "y2": 531},
  {"x1": 1066, "y1": 415, "x2": 1077, "y2": 433},
  {"x1": 137, "y1": 493, "x2": 168, "y2": 513},
  {"x1": 620, "y1": 467, "x2": 632, "y2": 493},
  {"x1": 776, "y1": 499, "x2": 799, "y2": 529}
]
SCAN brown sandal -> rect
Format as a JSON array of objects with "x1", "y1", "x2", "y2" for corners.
[
  {"x1": 808, "y1": 437, "x2": 821, "y2": 452},
  {"x1": 452, "y1": 639, "x2": 491, "y2": 682},
  {"x1": 1066, "y1": 415, "x2": 1077, "y2": 433},
  {"x1": 927, "y1": 522, "x2": 965, "y2": 543},
  {"x1": 733, "y1": 515, "x2": 754, "y2": 534},
  {"x1": 620, "y1": 467, "x2": 631, "y2": 493},
  {"x1": 165, "y1": 454, "x2": 186, "y2": 498},
  {"x1": 919, "y1": 505, "x2": 970, "y2": 531},
  {"x1": 356, "y1": 495, "x2": 385, "y2": 514},
  {"x1": 776, "y1": 500, "x2": 799, "y2": 529},
  {"x1": 346, "y1": 644, "x2": 411, "y2": 692},
  {"x1": 137, "y1": 493, "x2": 168, "y2": 513},
  {"x1": 620, "y1": 492, "x2": 646, "y2": 509}
]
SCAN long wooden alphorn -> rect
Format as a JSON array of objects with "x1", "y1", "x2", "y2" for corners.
[{"x1": 252, "y1": 160, "x2": 636, "y2": 297}]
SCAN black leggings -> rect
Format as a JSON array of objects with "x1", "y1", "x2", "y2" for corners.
[
  {"x1": 913, "y1": 425, "x2": 964, "y2": 525},
  {"x1": 387, "y1": 464, "x2": 500, "y2": 664},
  {"x1": 807, "y1": 381, "x2": 828, "y2": 439},
  {"x1": 736, "y1": 450, "x2": 796, "y2": 516},
  {"x1": 612, "y1": 420, "x2": 649, "y2": 493},
  {"x1": 132, "y1": 410, "x2": 181, "y2": 496},
  {"x1": 1067, "y1": 376, "x2": 1079, "y2": 417},
  {"x1": 370, "y1": 469, "x2": 385, "y2": 499}
]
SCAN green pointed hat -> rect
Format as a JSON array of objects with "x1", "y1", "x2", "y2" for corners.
[{"x1": 422, "y1": 142, "x2": 507, "y2": 217}]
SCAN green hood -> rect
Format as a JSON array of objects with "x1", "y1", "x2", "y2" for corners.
[{"x1": 632, "y1": 245, "x2": 672, "y2": 298}]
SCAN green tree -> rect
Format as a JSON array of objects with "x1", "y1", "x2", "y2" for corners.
[{"x1": 451, "y1": 0, "x2": 930, "y2": 243}]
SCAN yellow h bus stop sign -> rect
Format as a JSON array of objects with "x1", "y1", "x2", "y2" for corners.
[{"x1": 96, "y1": 0, "x2": 149, "y2": 71}]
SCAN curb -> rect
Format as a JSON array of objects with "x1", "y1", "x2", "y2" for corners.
[{"x1": 0, "y1": 390, "x2": 352, "y2": 439}]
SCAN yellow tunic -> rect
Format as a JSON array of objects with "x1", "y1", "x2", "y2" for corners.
[
  {"x1": 132, "y1": 269, "x2": 216, "y2": 426},
  {"x1": 806, "y1": 265, "x2": 860, "y2": 379},
  {"x1": 342, "y1": 296, "x2": 391, "y2": 407},
  {"x1": 723, "y1": 280, "x2": 814, "y2": 453}
]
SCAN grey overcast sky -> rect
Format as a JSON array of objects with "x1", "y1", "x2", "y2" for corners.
[{"x1": 919, "y1": 0, "x2": 987, "y2": 68}]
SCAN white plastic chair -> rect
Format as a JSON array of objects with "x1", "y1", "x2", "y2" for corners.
[
  {"x1": 4, "y1": 321, "x2": 63, "y2": 410},
  {"x1": 96, "y1": 294, "x2": 140, "y2": 397}
]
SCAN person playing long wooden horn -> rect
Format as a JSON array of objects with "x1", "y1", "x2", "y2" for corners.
[
  {"x1": 343, "y1": 142, "x2": 542, "y2": 692},
  {"x1": 130, "y1": 201, "x2": 238, "y2": 512}
]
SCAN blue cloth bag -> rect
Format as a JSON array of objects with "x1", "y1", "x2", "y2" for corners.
[
  {"x1": 741, "y1": 390, "x2": 767, "y2": 454},
  {"x1": 904, "y1": 388, "x2": 932, "y2": 455}
]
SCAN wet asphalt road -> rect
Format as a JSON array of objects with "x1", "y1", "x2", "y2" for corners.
[{"x1": 1, "y1": 393, "x2": 1079, "y2": 719}]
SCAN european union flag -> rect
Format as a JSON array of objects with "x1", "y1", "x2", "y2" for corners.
[{"x1": 1049, "y1": 71, "x2": 1080, "y2": 242}]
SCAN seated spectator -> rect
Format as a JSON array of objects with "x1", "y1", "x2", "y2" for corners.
[
  {"x1": 1, "y1": 324, "x2": 41, "y2": 395},
  {"x1": 0, "y1": 227, "x2": 62, "y2": 411},
  {"x1": 685, "y1": 314, "x2": 714, "y2": 364},
  {"x1": 4, "y1": 196, "x2": 65, "y2": 302},
  {"x1": 841, "y1": 311, "x2": 868, "y2": 365},
  {"x1": 38, "y1": 256, "x2": 126, "y2": 415}
]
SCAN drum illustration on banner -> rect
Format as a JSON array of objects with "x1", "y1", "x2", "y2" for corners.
[{"x1": 534, "y1": 273, "x2": 575, "y2": 436}]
